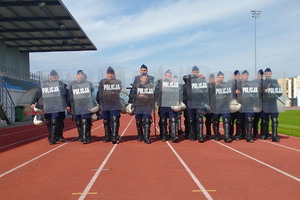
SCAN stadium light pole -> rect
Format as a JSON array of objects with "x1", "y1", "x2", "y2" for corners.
[{"x1": 251, "y1": 10, "x2": 261, "y2": 73}]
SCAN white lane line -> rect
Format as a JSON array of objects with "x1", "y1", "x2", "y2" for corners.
[
  {"x1": 0, "y1": 125, "x2": 76, "y2": 149},
  {"x1": 154, "y1": 125, "x2": 213, "y2": 200},
  {"x1": 0, "y1": 141, "x2": 71, "y2": 178},
  {"x1": 215, "y1": 141, "x2": 300, "y2": 182},
  {"x1": 0, "y1": 124, "x2": 103, "y2": 178},
  {"x1": 78, "y1": 117, "x2": 134, "y2": 200},
  {"x1": 259, "y1": 140, "x2": 300, "y2": 152},
  {"x1": 166, "y1": 142, "x2": 213, "y2": 200},
  {"x1": 219, "y1": 127, "x2": 300, "y2": 152}
]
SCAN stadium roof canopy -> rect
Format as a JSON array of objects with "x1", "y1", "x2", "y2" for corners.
[{"x1": 0, "y1": 0, "x2": 97, "y2": 52}]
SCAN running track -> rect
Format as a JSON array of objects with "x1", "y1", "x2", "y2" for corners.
[{"x1": 0, "y1": 114, "x2": 299, "y2": 200}]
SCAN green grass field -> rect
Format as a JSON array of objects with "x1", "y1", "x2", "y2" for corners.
[{"x1": 278, "y1": 109, "x2": 300, "y2": 137}]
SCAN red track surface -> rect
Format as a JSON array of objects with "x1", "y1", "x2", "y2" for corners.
[{"x1": 0, "y1": 114, "x2": 299, "y2": 200}]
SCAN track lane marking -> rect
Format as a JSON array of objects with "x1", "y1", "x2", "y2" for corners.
[
  {"x1": 0, "y1": 125, "x2": 76, "y2": 149},
  {"x1": 192, "y1": 190, "x2": 216, "y2": 192},
  {"x1": 0, "y1": 124, "x2": 103, "y2": 178},
  {"x1": 259, "y1": 140, "x2": 300, "y2": 152},
  {"x1": 72, "y1": 192, "x2": 97, "y2": 195},
  {"x1": 153, "y1": 123, "x2": 213, "y2": 200},
  {"x1": 78, "y1": 117, "x2": 134, "y2": 200},
  {"x1": 166, "y1": 141, "x2": 214, "y2": 200},
  {"x1": 215, "y1": 141, "x2": 300, "y2": 182},
  {"x1": 219, "y1": 127, "x2": 300, "y2": 152}
]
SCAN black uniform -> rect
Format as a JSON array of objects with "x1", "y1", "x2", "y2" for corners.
[
  {"x1": 31, "y1": 71, "x2": 68, "y2": 145},
  {"x1": 129, "y1": 74, "x2": 154, "y2": 143},
  {"x1": 69, "y1": 70, "x2": 94, "y2": 144},
  {"x1": 97, "y1": 67, "x2": 122, "y2": 144}
]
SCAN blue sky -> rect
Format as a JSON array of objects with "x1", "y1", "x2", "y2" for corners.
[{"x1": 30, "y1": 0, "x2": 300, "y2": 85}]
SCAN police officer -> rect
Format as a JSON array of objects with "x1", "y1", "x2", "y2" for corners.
[
  {"x1": 253, "y1": 69, "x2": 264, "y2": 139},
  {"x1": 236, "y1": 70, "x2": 260, "y2": 143},
  {"x1": 204, "y1": 73, "x2": 215, "y2": 140},
  {"x1": 132, "y1": 64, "x2": 155, "y2": 85},
  {"x1": 98, "y1": 66, "x2": 123, "y2": 144},
  {"x1": 128, "y1": 73, "x2": 154, "y2": 144},
  {"x1": 155, "y1": 69, "x2": 180, "y2": 142},
  {"x1": 173, "y1": 75, "x2": 185, "y2": 136},
  {"x1": 230, "y1": 70, "x2": 244, "y2": 141},
  {"x1": 211, "y1": 71, "x2": 232, "y2": 142},
  {"x1": 261, "y1": 68, "x2": 281, "y2": 142},
  {"x1": 183, "y1": 66, "x2": 209, "y2": 142},
  {"x1": 68, "y1": 70, "x2": 94, "y2": 144},
  {"x1": 31, "y1": 70, "x2": 68, "y2": 145}
]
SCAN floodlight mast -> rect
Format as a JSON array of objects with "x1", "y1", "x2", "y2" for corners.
[{"x1": 251, "y1": 10, "x2": 261, "y2": 73}]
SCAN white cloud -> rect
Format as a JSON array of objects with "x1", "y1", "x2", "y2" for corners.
[{"x1": 30, "y1": 0, "x2": 300, "y2": 78}]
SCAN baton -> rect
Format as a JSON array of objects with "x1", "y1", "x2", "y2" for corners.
[{"x1": 153, "y1": 109, "x2": 157, "y2": 136}]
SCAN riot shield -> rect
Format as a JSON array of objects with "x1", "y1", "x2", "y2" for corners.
[
  {"x1": 185, "y1": 66, "x2": 210, "y2": 109},
  {"x1": 98, "y1": 66, "x2": 124, "y2": 111},
  {"x1": 68, "y1": 70, "x2": 94, "y2": 115},
  {"x1": 239, "y1": 70, "x2": 262, "y2": 113},
  {"x1": 262, "y1": 71, "x2": 286, "y2": 113},
  {"x1": 130, "y1": 68, "x2": 156, "y2": 114},
  {"x1": 39, "y1": 70, "x2": 67, "y2": 114},
  {"x1": 211, "y1": 71, "x2": 234, "y2": 114},
  {"x1": 159, "y1": 66, "x2": 183, "y2": 107}
]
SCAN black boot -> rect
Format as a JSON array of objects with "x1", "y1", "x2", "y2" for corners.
[
  {"x1": 260, "y1": 118, "x2": 268, "y2": 140},
  {"x1": 111, "y1": 116, "x2": 120, "y2": 144},
  {"x1": 235, "y1": 118, "x2": 242, "y2": 141},
  {"x1": 205, "y1": 115, "x2": 212, "y2": 139},
  {"x1": 184, "y1": 117, "x2": 189, "y2": 139},
  {"x1": 144, "y1": 118, "x2": 151, "y2": 144},
  {"x1": 197, "y1": 116, "x2": 204, "y2": 143},
  {"x1": 45, "y1": 118, "x2": 51, "y2": 142},
  {"x1": 188, "y1": 118, "x2": 196, "y2": 141},
  {"x1": 160, "y1": 118, "x2": 168, "y2": 142},
  {"x1": 271, "y1": 117, "x2": 280, "y2": 142},
  {"x1": 82, "y1": 119, "x2": 91, "y2": 144},
  {"x1": 230, "y1": 117, "x2": 235, "y2": 140},
  {"x1": 213, "y1": 120, "x2": 220, "y2": 141},
  {"x1": 136, "y1": 119, "x2": 143, "y2": 142},
  {"x1": 266, "y1": 118, "x2": 271, "y2": 139},
  {"x1": 103, "y1": 119, "x2": 112, "y2": 143},
  {"x1": 245, "y1": 116, "x2": 253, "y2": 143},
  {"x1": 45, "y1": 119, "x2": 51, "y2": 135},
  {"x1": 49, "y1": 119, "x2": 58, "y2": 145},
  {"x1": 253, "y1": 115, "x2": 259, "y2": 139},
  {"x1": 170, "y1": 117, "x2": 178, "y2": 142},
  {"x1": 223, "y1": 118, "x2": 232, "y2": 143},
  {"x1": 76, "y1": 119, "x2": 83, "y2": 142},
  {"x1": 56, "y1": 119, "x2": 64, "y2": 141}
]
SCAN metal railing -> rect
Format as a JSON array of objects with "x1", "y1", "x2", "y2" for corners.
[
  {"x1": 0, "y1": 76, "x2": 15, "y2": 124},
  {"x1": 0, "y1": 63, "x2": 39, "y2": 82}
]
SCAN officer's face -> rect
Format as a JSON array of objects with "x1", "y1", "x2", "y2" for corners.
[
  {"x1": 217, "y1": 75, "x2": 224, "y2": 82},
  {"x1": 164, "y1": 72, "x2": 172, "y2": 79},
  {"x1": 192, "y1": 70, "x2": 199, "y2": 76},
  {"x1": 106, "y1": 72, "x2": 114, "y2": 80},
  {"x1": 265, "y1": 71, "x2": 272, "y2": 79},
  {"x1": 209, "y1": 77, "x2": 215, "y2": 83},
  {"x1": 140, "y1": 68, "x2": 148, "y2": 74},
  {"x1": 77, "y1": 74, "x2": 85, "y2": 82},
  {"x1": 49, "y1": 75, "x2": 58, "y2": 81},
  {"x1": 140, "y1": 76, "x2": 148, "y2": 84},
  {"x1": 242, "y1": 74, "x2": 249, "y2": 81}
]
